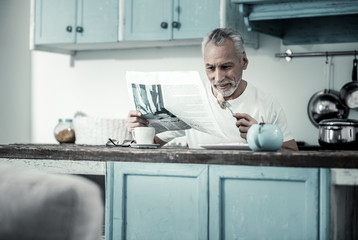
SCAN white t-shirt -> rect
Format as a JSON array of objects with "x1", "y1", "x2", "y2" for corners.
[{"x1": 157, "y1": 82, "x2": 294, "y2": 149}]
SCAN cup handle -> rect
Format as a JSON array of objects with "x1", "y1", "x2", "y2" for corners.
[{"x1": 132, "y1": 130, "x2": 136, "y2": 140}]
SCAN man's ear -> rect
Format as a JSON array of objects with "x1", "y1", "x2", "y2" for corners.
[{"x1": 242, "y1": 52, "x2": 249, "y2": 70}]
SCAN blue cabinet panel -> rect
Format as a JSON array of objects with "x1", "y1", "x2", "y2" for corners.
[
  {"x1": 35, "y1": 0, "x2": 76, "y2": 44},
  {"x1": 124, "y1": 0, "x2": 220, "y2": 41},
  {"x1": 319, "y1": 168, "x2": 330, "y2": 240},
  {"x1": 106, "y1": 163, "x2": 329, "y2": 240},
  {"x1": 34, "y1": 0, "x2": 118, "y2": 45},
  {"x1": 77, "y1": 0, "x2": 118, "y2": 43},
  {"x1": 106, "y1": 162, "x2": 208, "y2": 240},
  {"x1": 124, "y1": 0, "x2": 172, "y2": 41},
  {"x1": 172, "y1": 0, "x2": 220, "y2": 40},
  {"x1": 209, "y1": 165, "x2": 329, "y2": 240}
]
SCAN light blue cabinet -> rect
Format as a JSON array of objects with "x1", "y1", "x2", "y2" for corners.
[
  {"x1": 34, "y1": 0, "x2": 118, "y2": 44},
  {"x1": 209, "y1": 165, "x2": 330, "y2": 240},
  {"x1": 105, "y1": 162, "x2": 208, "y2": 240},
  {"x1": 122, "y1": 0, "x2": 258, "y2": 47},
  {"x1": 34, "y1": 0, "x2": 76, "y2": 44},
  {"x1": 123, "y1": 0, "x2": 172, "y2": 41},
  {"x1": 106, "y1": 162, "x2": 330, "y2": 239},
  {"x1": 33, "y1": 0, "x2": 259, "y2": 50},
  {"x1": 124, "y1": 0, "x2": 220, "y2": 41}
]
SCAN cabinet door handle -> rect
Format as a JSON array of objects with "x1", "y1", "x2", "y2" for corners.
[
  {"x1": 66, "y1": 26, "x2": 73, "y2": 32},
  {"x1": 172, "y1": 21, "x2": 180, "y2": 29},
  {"x1": 160, "y1": 22, "x2": 168, "y2": 29},
  {"x1": 76, "y1": 26, "x2": 84, "y2": 33}
]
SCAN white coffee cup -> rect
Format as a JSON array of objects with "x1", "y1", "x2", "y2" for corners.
[{"x1": 132, "y1": 127, "x2": 155, "y2": 144}]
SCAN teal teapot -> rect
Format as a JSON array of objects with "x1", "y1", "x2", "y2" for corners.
[{"x1": 247, "y1": 123, "x2": 283, "y2": 151}]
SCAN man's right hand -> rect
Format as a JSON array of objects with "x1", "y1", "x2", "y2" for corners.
[{"x1": 126, "y1": 110, "x2": 149, "y2": 133}]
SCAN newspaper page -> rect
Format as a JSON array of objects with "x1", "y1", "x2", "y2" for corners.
[{"x1": 126, "y1": 71, "x2": 227, "y2": 138}]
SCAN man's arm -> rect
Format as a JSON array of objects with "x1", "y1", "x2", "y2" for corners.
[{"x1": 154, "y1": 135, "x2": 167, "y2": 147}]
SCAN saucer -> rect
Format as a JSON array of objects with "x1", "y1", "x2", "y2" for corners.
[{"x1": 130, "y1": 143, "x2": 160, "y2": 149}]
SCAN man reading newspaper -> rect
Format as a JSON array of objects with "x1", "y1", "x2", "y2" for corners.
[{"x1": 126, "y1": 28, "x2": 298, "y2": 151}]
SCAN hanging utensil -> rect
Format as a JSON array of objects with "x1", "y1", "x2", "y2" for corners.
[
  {"x1": 307, "y1": 89, "x2": 349, "y2": 127},
  {"x1": 307, "y1": 55, "x2": 349, "y2": 127},
  {"x1": 339, "y1": 52, "x2": 358, "y2": 109}
]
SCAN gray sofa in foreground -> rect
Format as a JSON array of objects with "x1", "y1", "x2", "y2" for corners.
[{"x1": 0, "y1": 164, "x2": 103, "y2": 240}]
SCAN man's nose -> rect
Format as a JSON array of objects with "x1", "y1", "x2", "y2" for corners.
[{"x1": 214, "y1": 69, "x2": 225, "y2": 83}]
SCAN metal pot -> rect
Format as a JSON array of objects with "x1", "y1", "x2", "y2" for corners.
[
  {"x1": 318, "y1": 118, "x2": 358, "y2": 149},
  {"x1": 339, "y1": 55, "x2": 358, "y2": 109},
  {"x1": 307, "y1": 89, "x2": 349, "y2": 128}
]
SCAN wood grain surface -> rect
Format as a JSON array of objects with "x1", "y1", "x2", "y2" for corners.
[{"x1": 1, "y1": 144, "x2": 357, "y2": 168}]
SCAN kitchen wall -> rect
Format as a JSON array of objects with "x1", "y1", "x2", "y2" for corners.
[
  {"x1": 2, "y1": 1, "x2": 357, "y2": 146},
  {"x1": 0, "y1": 0, "x2": 31, "y2": 144}
]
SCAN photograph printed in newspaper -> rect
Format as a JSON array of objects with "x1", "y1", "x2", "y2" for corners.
[{"x1": 130, "y1": 82, "x2": 191, "y2": 133}]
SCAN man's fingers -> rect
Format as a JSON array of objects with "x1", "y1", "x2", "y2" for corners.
[
  {"x1": 238, "y1": 125, "x2": 249, "y2": 134},
  {"x1": 232, "y1": 112, "x2": 258, "y2": 140},
  {"x1": 128, "y1": 110, "x2": 141, "y2": 118},
  {"x1": 233, "y1": 113, "x2": 253, "y2": 122},
  {"x1": 126, "y1": 110, "x2": 149, "y2": 133}
]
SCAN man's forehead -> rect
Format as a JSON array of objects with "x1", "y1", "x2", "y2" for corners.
[{"x1": 204, "y1": 42, "x2": 239, "y2": 62}]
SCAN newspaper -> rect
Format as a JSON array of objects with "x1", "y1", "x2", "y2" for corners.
[{"x1": 126, "y1": 71, "x2": 227, "y2": 138}]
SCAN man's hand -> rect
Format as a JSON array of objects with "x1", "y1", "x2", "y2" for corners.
[
  {"x1": 233, "y1": 113, "x2": 258, "y2": 139},
  {"x1": 126, "y1": 110, "x2": 148, "y2": 133}
]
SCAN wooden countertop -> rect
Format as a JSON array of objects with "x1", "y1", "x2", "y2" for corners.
[{"x1": 1, "y1": 144, "x2": 358, "y2": 169}]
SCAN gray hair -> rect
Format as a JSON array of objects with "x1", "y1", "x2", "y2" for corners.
[{"x1": 201, "y1": 28, "x2": 245, "y2": 61}]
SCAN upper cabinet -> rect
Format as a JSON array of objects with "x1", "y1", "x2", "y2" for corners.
[
  {"x1": 34, "y1": 0, "x2": 118, "y2": 45},
  {"x1": 31, "y1": 0, "x2": 258, "y2": 53},
  {"x1": 124, "y1": 0, "x2": 220, "y2": 41},
  {"x1": 231, "y1": 0, "x2": 358, "y2": 45},
  {"x1": 123, "y1": 0, "x2": 258, "y2": 47}
]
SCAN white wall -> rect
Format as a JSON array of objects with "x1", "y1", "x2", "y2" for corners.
[
  {"x1": 2, "y1": 2, "x2": 356, "y2": 146},
  {"x1": 0, "y1": 0, "x2": 31, "y2": 144},
  {"x1": 32, "y1": 35, "x2": 358, "y2": 145},
  {"x1": 1, "y1": 2, "x2": 356, "y2": 146}
]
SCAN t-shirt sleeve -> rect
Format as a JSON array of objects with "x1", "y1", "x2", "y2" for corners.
[
  {"x1": 269, "y1": 98, "x2": 294, "y2": 142},
  {"x1": 156, "y1": 130, "x2": 186, "y2": 143}
]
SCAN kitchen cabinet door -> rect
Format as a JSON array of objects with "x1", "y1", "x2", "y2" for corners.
[
  {"x1": 124, "y1": 0, "x2": 172, "y2": 41},
  {"x1": 172, "y1": 0, "x2": 220, "y2": 40},
  {"x1": 124, "y1": 0, "x2": 220, "y2": 41},
  {"x1": 76, "y1": 0, "x2": 118, "y2": 43},
  {"x1": 34, "y1": 0, "x2": 118, "y2": 45},
  {"x1": 209, "y1": 165, "x2": 330, "y2": 240},
  {"x1": 35, "y1": 0, "x2": 76, "y2": 44},
  {"x1": 105, "y1": 162, "x2": 208, "y2": 240}
]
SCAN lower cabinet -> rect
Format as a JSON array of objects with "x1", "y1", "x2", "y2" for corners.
[
  {"x1": 105, "y1": 162, "x2": 208, "y2": 240},
  {"x1": 209, "y1": 165, "x2": 330, "y2": 240},
  {"x1": 105, "y1": 162, "x2": 330, "y2": 240}
]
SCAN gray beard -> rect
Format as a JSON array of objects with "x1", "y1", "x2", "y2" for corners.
[{"x1": 212, "y1": 79, "x2": 240, "y2": 97}]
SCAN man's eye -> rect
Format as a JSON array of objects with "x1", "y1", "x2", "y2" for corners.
[
  {"x1": 207, "y1": 66, "x2": 215, "y2": 71},
  {"x1": 222, "y1": 65, "x2": 231, "y2": 70}
]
